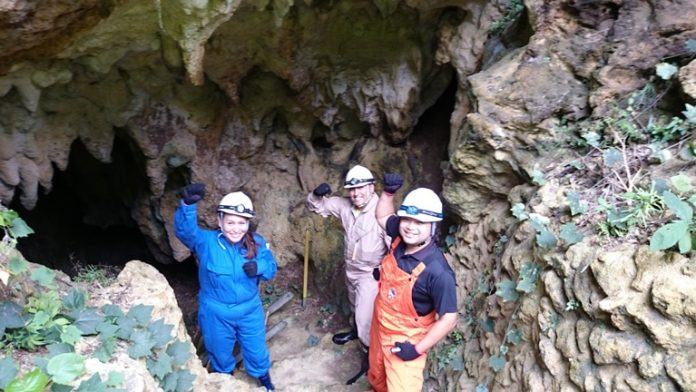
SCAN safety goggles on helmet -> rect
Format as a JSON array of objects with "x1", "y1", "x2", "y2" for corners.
[
  {"x1": 218, "y1": 204, "x2": 255, "y2": 217},
  {"x1": 344, "y1": 177, "x2": 375, "y2": 187},
  {"x1": 399, "y1": 205, "x2": 443, "y2": 219}
]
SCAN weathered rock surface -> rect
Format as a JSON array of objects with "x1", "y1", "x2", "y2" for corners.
[{"x1": 2, "y1": 0, "x2": 696, "y2": 391}]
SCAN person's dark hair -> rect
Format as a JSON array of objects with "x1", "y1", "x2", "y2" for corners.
[{"x1": 242, "y1": 230, "x2": 257, "y2": 259}]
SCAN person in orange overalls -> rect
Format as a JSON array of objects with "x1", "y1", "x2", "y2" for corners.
[{"x1": 368, "y1": 178, "x2": 458, "y2": 392}]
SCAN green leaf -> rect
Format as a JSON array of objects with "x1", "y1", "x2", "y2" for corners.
[
  {"x1": 8, "y1": 217, "x2": 34, "y2": 239},
  {"x1": 115, "y1": 315, "x2": 137, "y2": 339},
  {"x1": 480, "y1": 318, "x2": 495, "y2": 333},
  {"x1": 102, "y1": 304, "x2": 124, "y2": 319},
  {"x1": 529, "y1": 213, "x2": 549, "y2": 232},
  {"x1": 603, "y1": 148, "x2": 623, "y2": 167},
  {"x1": 506, "y1": 329, "x2": 522, "y2": 345},
  {"x1": 678, "y1": 233, "x2": 692, "y2": 254},
  {"x1": 96, "y1": 321, "x2": 119, "y2": 340},
  {"x1": 489, "y1": 355, "x2": 506, "y2": 372},
  {"x1": 166, "y1": 341, "x2": 193, "y2": 367},
  {"x1": 0, "y1": 210, "x2": 16, "y2": 226},
  {"x1": 60, "y1": 325, "x2": 83, "y2": 346},
  {"x1": 650, "y1": 220, "x2": 690, "y2": 251},
  {"x1": 0, "y1": 301, "x2": 25, "y2": 335},
  {"x1": 47, "y1": 343, "x2": 75, "y2": 357},
  {"x1": 670, "y1": 174, "x2": 693, "y2": 194},
  {"x1": 71, "y1": 307, "x2": 103, "y2": 335},
  {"x1": 531, "y1": 170, "x2": 546, "y2": 186},
  {"x1": 148, "y1": 319, "x2": 174, "y2": 349},
  {"x1": 8, "y1": 256, "x2": 28, "y2": 275},
  {"x1": 127, "y1": 305, "x2": 153, "y2": 327},
  {"x1": 495, "y1": 280, "x2": 519, "y2": 302},
  {"x1": 511, "y1": 203, "x2": 528, "y2": 220},
  {"x1": 581, "y1": 131, "x2": 601, "y2": 148},
  {"x1": 517, "y1": 263, "x2": 541, "y2": 294},
  {"x1": 663, "y1": 191, "x2": 693, "y2": 221},
  {"x1": 656, "y1": 62, "x2": 679, "y2": 80},
  {"x1": 76, "y1": 374, "x2": 106, "y2": 392},
  {"x1": 30, "y1": 358, "x2": 48, "y2": 374},
  {"x1": 63, "y1": 288, "x2": 87, "y2": 311},
  {"x1": 147, "y1": 352, "x2": 174, "y2": 380},
  {"x1": 47, "y1": 353, "x2": 85, "y2": 385},
  {"x1": 30, "y1": 267, "x2": 55, "y2": 288},
  {"x1": 51, "y1": 383, "x2": 73, "y2": 392},
  {"x1": 567, "y1": 192, "x2": 588, "y2": 216},
  {"x1": 128, "y1": 330, "x2": 156, "y2": 359},
  {"x1": 95, "y1": 339, "x2": 117, "y2": 363},
  {"x1": 560, "y1": 223, "x2": 584, "y2": 245},
  {"x1": 0, "y1": 357, "x2": 18, "y2": 390},
  {"x1": 5, "y1": 368, "x2": 50, "y2": 392},
  {"x1": 106, "y1": 372, "x2": 124, "y2": 387},
  {"x1": 687, "y1": 38, "x2": 696, "y2": 53},
  {"x1": 536, "y1": 229, "x2": 558, "y2": 248},
  {"x1": 683, "y1": 103, "x2": 696, "y2": 124},
  {"x1": 172, "y1": 370, "x2": 194, "y2": 392}
]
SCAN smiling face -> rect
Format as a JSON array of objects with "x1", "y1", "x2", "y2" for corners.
[
  {"x1": 349, "y1": 184, "x2": 374, "y2": 208},
  {"x1": 218, "y1": 213, "x2": 249, "y2": 244},
  {"x1": 398, "y1": 217, "x2": 432, "y2": 247}
]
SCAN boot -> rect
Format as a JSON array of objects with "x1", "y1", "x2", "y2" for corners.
[
  {"x1": 346, "y1": 344, "x2": 369, "y2": 385},
  {"x1": 332, "y1": 330, "x2": 358, "y2": 345},
  {"x1": 258, "y1": 372, "x2": 275, "y2": 391}
]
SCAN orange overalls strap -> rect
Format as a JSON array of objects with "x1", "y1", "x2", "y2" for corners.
[{"x1": 368, "y1": 237, "x2": 437, "y2": 392}]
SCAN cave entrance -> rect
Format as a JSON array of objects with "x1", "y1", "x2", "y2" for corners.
[
  {"x1": 10, "y1": 131, "x2": 201, "y2": 338},
  {"x1": 12, "y1": 133, "x2": 158, "y2": 277},
  {"x1": 408, "y1": 73, "x2": 456, "y2": 192}
]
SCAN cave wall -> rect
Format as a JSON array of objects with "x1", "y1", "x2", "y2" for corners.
[
  {"x1": 0, "y1": 0, "x2": 478, "y2": 268},
  {"x1": 3, "y1": 0, "x2": 696, "y2": 391}
]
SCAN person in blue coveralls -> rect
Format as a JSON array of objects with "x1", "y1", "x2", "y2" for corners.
[{"x1": 174, "y1": 183, "x2": 277, "y2": 391}]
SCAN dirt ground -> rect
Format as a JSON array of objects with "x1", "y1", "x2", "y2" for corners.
[{"x1": 162, "y1": 259, "x2": 372, "y2": 390}]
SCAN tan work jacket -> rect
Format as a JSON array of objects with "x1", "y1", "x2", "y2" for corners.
[{"x1": 306, "y1": 192, "x2": 389, "y2": 270}]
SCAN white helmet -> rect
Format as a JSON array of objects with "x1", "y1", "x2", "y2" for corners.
[
  {"x1": 218, "y1": 192, "x2": 255, "y2": 218},
  {"x1": 344, "y1": 165, "x2": 375, "y2": 189},
  {"x1": 397, "y1": 188, "x2": 443, "y2": 223}
]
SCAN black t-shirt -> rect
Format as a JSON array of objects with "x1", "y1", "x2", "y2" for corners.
[{"x1": 386, "y1": 216, "x2": 457, "y2": 317}]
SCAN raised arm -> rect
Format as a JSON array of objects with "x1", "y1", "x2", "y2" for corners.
[
  {"x1": 174, "y1": 184, "x2": 207, "y2": 252},
  {"x1": 376, "y1": 172, "x2": 403, "y2": 229}
]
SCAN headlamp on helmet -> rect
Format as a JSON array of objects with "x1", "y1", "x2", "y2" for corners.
[
  {"x1": 217, "y1": 192, "x2": 255, "y2": 218},
  {"x1": 344, "y1": 165, "x2": 375, "y2": 189}
]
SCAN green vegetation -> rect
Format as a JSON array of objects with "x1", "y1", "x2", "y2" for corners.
[
  {"x1": 73, "y1": 264, "x2": 118, "y2": 287},
  {"x1": 0, "y1": 208, "x2": 194, "y2": 392},
  {"x1": 488, "y1": 0, "x2": 525, "y2": 36},
  {"x1": 472, "y1": 40, "x2": 696, "y2": 391}
]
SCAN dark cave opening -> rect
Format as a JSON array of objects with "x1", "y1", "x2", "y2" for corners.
[
  {"x1": 408, "y1": 75, "x2": 458, "y2": 238},
  {"x1": 8, "y1": 134, "x2": 192, "y2": 281},
  {"x1": 409, "y1": 75, "x2": 456, "y2": 193}
]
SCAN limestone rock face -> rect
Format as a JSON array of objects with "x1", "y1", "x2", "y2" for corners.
[
  {"x1": 2, "y1": 0, "x2": 696, "y2": 391},
  {"x1": 85, "y1": 260, "x2": 260, "y2": 391}
]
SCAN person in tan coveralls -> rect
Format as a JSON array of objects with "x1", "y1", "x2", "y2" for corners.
[{"x1": 306, "y1": 164, "x2": 392, "y2": 384}]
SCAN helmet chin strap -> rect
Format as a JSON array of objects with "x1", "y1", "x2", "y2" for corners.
[
  {"x1": 354, "y1": 192, "x2": 373, "y2": 209},
  {"x1": 415, "y1": 223, "x2": 437, "y2": 247}
]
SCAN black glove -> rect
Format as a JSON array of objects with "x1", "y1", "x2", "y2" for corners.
[
  {"x1": 243, "y1": 261, "x2": 258, "y2": 277},
  {"x1": 383, "y1": 173, "x2": 403, "y2": 194},
  {"x1": 181, "y1": 183, "x2": 205, "y2": 205},
  {"x1": 372, "y1": 267, "x2": 380, "y2": 281},
  {"x1": 393, "y1": 341, "x2": 420, "y2": 361},
  {"x1": 313, "y1": 183, "x2": 332, "y2": 197}
]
